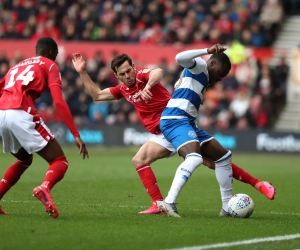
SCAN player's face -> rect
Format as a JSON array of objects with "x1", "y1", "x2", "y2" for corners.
[
  {"x1": 207, "y1": 60, "x2": 230, "y2": 85},
  {"x1": 115, "y1": 61, "x2": 136, "y2": 87}
]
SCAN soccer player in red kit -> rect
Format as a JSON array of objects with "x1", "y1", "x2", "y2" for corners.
[
  {"x1": 72, "y1": 52, "x2": 275, "y2": 214},
  {"x1": 0, "y1": 37, "x2": 89, "y2": 218}
]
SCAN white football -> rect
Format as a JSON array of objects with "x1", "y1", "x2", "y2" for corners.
[{"x1": 228, "y1": 193, "x2": 254, "y2": 218}]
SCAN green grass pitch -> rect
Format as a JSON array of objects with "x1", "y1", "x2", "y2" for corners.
[{"x1": 0, "y1": 146, "x2": 299, "y2": 250}]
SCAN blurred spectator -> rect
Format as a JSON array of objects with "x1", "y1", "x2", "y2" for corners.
[
  {"x1": 270, "y1": 54, "x2": 289, "y2": 107},
  {"x1": 256, "y1": 62, "x2": 272, "y2": 98},
  {"x1": 235, "y1": 53, "x2": 258, "y2": 91},
  {"x1": 259, "y1": 0, "x2": 283, "y2": 38},
  {"x1": 223, "y1": 70, "x2": 239, "y2": 91},
  {"x1": 89, "y1": 101, "x2": 109, "y2": 123},
  {"x1": 227, "y1": 40, "x2": 246, "y2": 66},
  {"x1": 245, "y1": 94, "x2": 269, "y2": 128},
  {"x1": 230, "y1": 22, "x2": 243, "y2": 42},
  {"x1": 250, "y1": 23, "x2": 264, "y2": 47},
  {"x1": 229, "y1": 86, "x2": 251, "y2": 126},
  {"x1": 215, "y1": 110, "x2": 230, "y2": 130}
]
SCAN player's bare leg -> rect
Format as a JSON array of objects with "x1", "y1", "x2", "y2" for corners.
[
  {"x1": 0, "y1": 148, "x2": 33, "y2": 215},
  {"x1": 203, "y1": 157, "x2": 276, "y2": 200},
  {"x1": 33, "y1": 138, "x2": 68, "y2": 218},
  {"x1": 133, "y1": 141, "x2": 172, "y2": 214}
]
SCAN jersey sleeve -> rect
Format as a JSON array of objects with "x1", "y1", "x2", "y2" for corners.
[
  {"x1": 109, "y1": 85, "x2": 124, "y2": 99},
  {"x1": 189, "y1": 57, "x2": 207, "y2": 74},
  {"x1": 49, "y1": 85, "x2": 80, "y2": 138},
  {"x1": 47, "y1": 63, "x2": 62, "y2": 88}
]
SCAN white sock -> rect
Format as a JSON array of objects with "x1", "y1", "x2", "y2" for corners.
[
  {"x1": 165, "y1": 153, "x2": 203, "y2": 204},
  {"x1": 215, "y1": 150, "x2": 233, "y2": 212}
]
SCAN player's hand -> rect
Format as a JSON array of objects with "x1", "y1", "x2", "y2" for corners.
[
  {"x1": 74, "y1": 137, "x2": 89, "y2": 159},
  {"x1": 72, "y1": 53, "x2": 87, "y2": 74},
  {"x1": 141, "y1": 84, "x2": 153, "y2": 103},
  {"x1": 207, "y1": 44, "x2": 227, "y2": 54}
]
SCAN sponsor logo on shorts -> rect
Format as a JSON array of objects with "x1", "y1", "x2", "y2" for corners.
[{"x1": 188, "y1": 131, "x2": 197, "y2": 138}]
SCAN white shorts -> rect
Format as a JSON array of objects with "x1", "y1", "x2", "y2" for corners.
[
  {"x1": 0, "y1": 110, "x2": 54, "y2": 154},
  {"x1": 149, "y1": 133, "x2": 177, "y2": 157}
]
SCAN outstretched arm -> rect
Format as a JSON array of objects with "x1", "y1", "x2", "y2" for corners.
[
  {"x1": 49, "y1": 85, "x2": 89, "y2": 159},
  {"x1": 72, "y1": 53, "x2": 116, "y2": 101},
  {"x1": 175, "y1": 44, "x2": 227, "y2": 73},
  {"x1": 176, "y1": 49, "x2": 209, "y2": 69}
]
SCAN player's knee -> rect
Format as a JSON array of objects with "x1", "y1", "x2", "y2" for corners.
[
  {"x1": 19, "y1": 155, "x2": 33, "y2": 167},
  {"x1": 132, "y1": 155, "x2": 137, "y2": 166},
  {"x1": 132, "y1": 152, "x2": 151, "y2": 168},
  {"x1": 132, "y1": 155, "x2": 143, "y2": 168},
  {"x1": 203, "y1": 157, "x2": 215, "y2": 170}
]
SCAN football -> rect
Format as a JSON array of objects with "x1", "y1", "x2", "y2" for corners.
[{"x1": 228, "y1": 193, "x2": 254, "y2": 218}]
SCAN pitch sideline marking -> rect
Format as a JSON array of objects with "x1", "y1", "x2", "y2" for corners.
[{"x1": 165, "y1": 234, "x2": 300, "y2": 250}]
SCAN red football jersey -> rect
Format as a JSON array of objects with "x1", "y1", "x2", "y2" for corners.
[
  {"x1": 110, "y1": 67, "x2": 171, "y2": 134},
  {"x1": 0, "y1": 56, "x2": 61, "y2": 115}
]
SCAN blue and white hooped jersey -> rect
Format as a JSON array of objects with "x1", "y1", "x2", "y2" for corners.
[{"x1": 161, "y1": 58, "x2": 209, "y2": 122}]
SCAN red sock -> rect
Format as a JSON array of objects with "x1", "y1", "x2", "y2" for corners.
[
  {"x1": 136, "y1": 164, "x2": 163, "y2": 202},
  {"x1": 232, "y1": 162, "x2": 260, "y2": 187},
  {"x1": 41, "y1": 156, "x2": 68, "y2": 191},
  {"x1": 0, "y1": 157, "x2": 33, "y2": 200}
]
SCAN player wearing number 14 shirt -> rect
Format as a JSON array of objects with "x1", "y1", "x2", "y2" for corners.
[
  {"x1": 0, "y1": 55, "x2": 61, "y2": 114},
  {"x1": 0, "y1": 37, "x2": 88, "y2": 217}
]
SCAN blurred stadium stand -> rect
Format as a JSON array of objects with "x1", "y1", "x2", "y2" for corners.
[{"x1": 0, "y1": 0, "x2": 299, "y2": 132}]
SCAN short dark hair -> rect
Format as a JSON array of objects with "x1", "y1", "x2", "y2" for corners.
[
  {"x1": 111, "y1": 54, "x2": 133, "y2": 73},
  {"x1": 208, "y1": 53, "x2": 231, "y2": 71},
  {"x1": 35, "y1": 37, "x2": 58, "y2": 55}
]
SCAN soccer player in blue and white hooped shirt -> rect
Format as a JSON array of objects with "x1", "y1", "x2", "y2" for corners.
[{"x1": 157, "y1": 44, "x2": 233, "y2": 217}]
